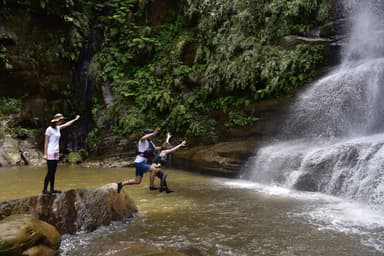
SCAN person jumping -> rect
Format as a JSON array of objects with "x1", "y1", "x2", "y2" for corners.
[{"x1": 116, "y1": 128, "x2": 162, "y2": 193}]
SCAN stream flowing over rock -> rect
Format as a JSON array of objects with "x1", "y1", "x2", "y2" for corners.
[{"x1": 0, "y1": 184, "x2": 138, "y2": 235}]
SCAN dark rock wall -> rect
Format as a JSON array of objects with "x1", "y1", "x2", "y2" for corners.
[{"x1": 0, "y1": 7, "x2": 72, "y2": 112}]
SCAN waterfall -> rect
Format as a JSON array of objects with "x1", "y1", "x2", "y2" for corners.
[
  {"x1": 66, "y1": 26, "x2": 103, "y2": 152},
  {"x1": 243, "y1": 0, "x2": 384, "y2": 211}
]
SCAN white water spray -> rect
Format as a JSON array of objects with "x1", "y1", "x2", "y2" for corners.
[{"x1": 244, "y1": 0, "x2": 384, "y2": 211}]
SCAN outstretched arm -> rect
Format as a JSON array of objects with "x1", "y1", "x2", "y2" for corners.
[
  {"x1": 163, "y1": 140, "x2": 186, "y2": 154},
  {"x1": 58, "y1": 115, "x2": 80, "y2": 129},
  {"x1": 140, "y1": 127, "x2": 160, "y2": 141}
]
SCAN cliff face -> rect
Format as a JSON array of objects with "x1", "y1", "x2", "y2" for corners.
[
  {"x1": 0, "y1": 1, "x2": 349, "y2": 173},
  {"x1": 1, "y1": 4, "x2": 77, "y2": 125},
  {"x1": 0, "y1": 1, "x2": 94, "y2": 161}
]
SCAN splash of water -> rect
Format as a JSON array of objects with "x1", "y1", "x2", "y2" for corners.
[{"x1": 244, "y1": 0, "x2": 384, "y2": 211}]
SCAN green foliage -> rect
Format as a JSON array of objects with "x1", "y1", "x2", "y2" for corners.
[
  {"x1": 86, "y1": 128, "x2": 100, "y2": 152},
  {"x1": 93, "y1": 1, "x2": 200, "y2": 135},
  {"x1": 2, "y1": 0, "x2": 332, "y2": 145},
  {"x1": 8, "y1": 126, "x2": 38, "y2": 140},
  {"x1": 193, "y1": 0, "x2": 329, "y2": 98},
  {"x1": 224, "y1": 111, "x2": 258, "y2": 128},
  {"x1": 78, "y1": 148, "x2": 89, "y2": 160},
  {"x1": 67, "y1": 151, "x2": 82, "y2": 164},
  {"x1": 0, "y1": 45, "x2": 12, "y2": 70},
  {"x1": 13, "y1": 0, "x2": 92, "y2": 62},
  {"x1": 92, "y1": 0, "x2": 330, "y2": 139},
  {"x1": 0, "y1": 98, "x2": 21, "y2": 117},
  {"x1": 61, "y1": 12, "x2": 90, "y2": 61}
]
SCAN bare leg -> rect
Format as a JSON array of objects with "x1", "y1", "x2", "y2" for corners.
[
  {"x1": 122, "y1": 176, "x2": 142, "y2": 186},
  {"x1": 148, "y1": 164, "x2": 160, "y2": 187},
  {"x1": 117, "y1": 176, "x2": 142, "y2": 193}
]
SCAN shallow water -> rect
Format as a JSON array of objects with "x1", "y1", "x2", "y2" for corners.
[{"x1": 0, "y1": 166, "x2": 383, "y2": 256}]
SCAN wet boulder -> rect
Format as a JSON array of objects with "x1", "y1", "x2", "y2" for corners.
[
  {"x1": 0, "y1": 184, "x2": 138, "y2": 234},
  {"x1": 0, "y1": 135, "x2": 23, "y2": 166},
  {"x1": 0, "y1": 214, "x2": 61, "y2": 256},
  {"x1": 0, "y1": 120, "x2": 44, "y2": 167},
  {"x1": 66, "y1": 151, "x2": 82, "y2": 164},
  {"x1": 172, "y1": 140, "x2": 258, "y2": 177}
]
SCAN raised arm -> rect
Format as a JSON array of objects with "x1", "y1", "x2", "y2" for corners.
[
  {"x1": 163, "y1": 140, "x2": 186, "y2": 154},
  {"x1": 140, "y1": 127, "x2": 160, "y2": 141},
  {"x1": 58, "y1": 115, "x2": 80, "y2": 129},
  {"x1": 165, "y1": 132, "x2": 172, "y2": 144}
]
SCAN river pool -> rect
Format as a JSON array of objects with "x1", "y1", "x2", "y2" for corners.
[{"x1": 0, "y1": 166, "x2": 383, "y2": 256}]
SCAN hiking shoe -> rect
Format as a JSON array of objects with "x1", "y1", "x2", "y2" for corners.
[
  {"x1": 117, "y1": 182, "x2": 123, "y2": 193},
  {"x1": 50, "y1": 189, "x2": 62, "y2": 194},
  {"x1": 42, "y1": 190, "x2": 51, "y2": 195},
  {"x1": 159, "y1": 186, "x2": 166, "y2": 193},
  {"x1": 149, "y1": 185, "x2": 159, "y2": 191}
]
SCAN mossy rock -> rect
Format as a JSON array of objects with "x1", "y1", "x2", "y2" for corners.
[
  {"x1": 78, "y1": 148, "x2": 89, "y2": 160},
  {"x1": 0, "y1": 214, "x2": 61, "y2": 256},
  {"x1": 67, "y1": 152, "x2": 82, "y2": 164}
]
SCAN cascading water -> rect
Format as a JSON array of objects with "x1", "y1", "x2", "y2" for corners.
[{"x1": 243, "y1": 0, "x2": 384, "y2": 211}]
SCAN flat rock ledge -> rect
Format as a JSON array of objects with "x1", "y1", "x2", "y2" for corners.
[
  {"x1": 172, "y1": 140, "x2": 258, "y2": 177},
  {"x1": 0, "y1": 184, "x2": 138, "y2": 235}
]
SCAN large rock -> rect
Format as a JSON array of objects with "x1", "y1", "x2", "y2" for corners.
[
  {"x1": 19, "y1": 139, "x2": 44, "y2": 167},
  {"x1": 0, "y1": 184, "x2": 138, "y2": 235},
  {"x1": 172, "y1": 140, "x2": 258, "y2": 177},
  {"x1": 0, "y1": 133, "x2": 44, "y2": 167},
  {"x1": 0, "y1": 214, "x2": 61, "y2": 256},
  {"x1": 0, "y1": 135, "x2": 23, "y2": 166}
]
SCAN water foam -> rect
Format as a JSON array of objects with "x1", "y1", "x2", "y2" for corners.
[
  {"x1": 222, "y1": 179, "x2": 384, "y2": 252},
  {"x1": 242, "y1": 3, "x2": 384, "y2": 252}
]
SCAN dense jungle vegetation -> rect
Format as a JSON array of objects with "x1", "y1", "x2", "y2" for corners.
[{"x1": 1, "y1": 0, "x2": 330, "y2": 151}]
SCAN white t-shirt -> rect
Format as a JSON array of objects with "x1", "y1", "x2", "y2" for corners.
[
  {"x1": 134, "y1": 140, "x2": 154, "y2": 163},
  {"x1": 45, "y1": 126, "x2": 61, "y2": 154}
]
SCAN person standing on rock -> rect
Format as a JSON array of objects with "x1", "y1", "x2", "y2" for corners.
[
  {"x1": 116, "y1": 128, "x2": 162, "y2": 193},
  {"x1": 42, "y1": 113, "x2": 80, "y2": 195}
]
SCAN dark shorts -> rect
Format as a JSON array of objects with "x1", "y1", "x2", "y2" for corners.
[{"x1": 134, "y1": 161, "x2": 151, "y2": 177}]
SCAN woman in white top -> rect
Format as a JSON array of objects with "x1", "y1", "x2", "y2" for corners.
[{"x1": 42, "y1": 113, "x2": 80, "y2": 195}]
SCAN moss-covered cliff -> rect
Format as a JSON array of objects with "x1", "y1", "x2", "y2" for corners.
[
  {"x1": 0, "y1": 0, "x2": 97, "y2": 157},
  {"x1": 89, "y1": 0, "x2": 331, "y2": 147},
  {"x1": 0, "y1": 0, "x2": 339, "y2": 165}
]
